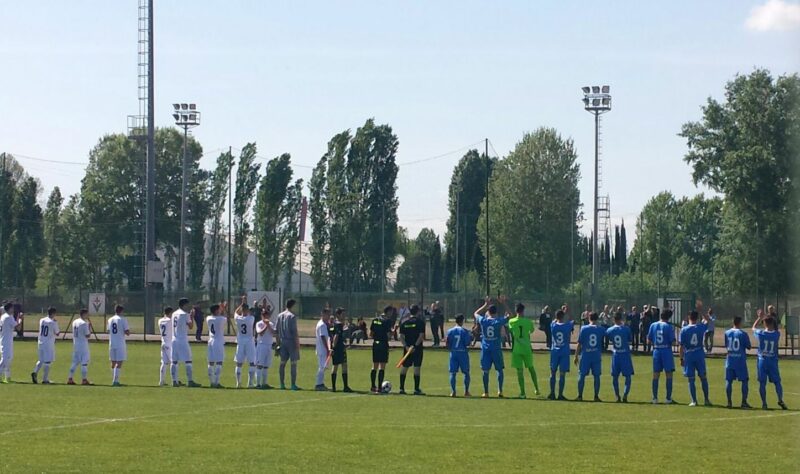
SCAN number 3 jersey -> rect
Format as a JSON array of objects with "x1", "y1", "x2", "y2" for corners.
[
  {"x1": 550, "y1": 320, "x2": 574, "y2": 356},
  {"x1": 234, "y1": 314, "x2": 255, "y2": 346}
]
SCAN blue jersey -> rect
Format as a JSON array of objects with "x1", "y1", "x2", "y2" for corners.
[
  {"x1": 606, "y1": 325, "x2": 632, "y2": 354},
  {"x1": 477, "y1": 315, "x2": 506, "y2": 352},
  {"x1": 679, "y1": 323, "x2": 707, "y2": 353},
  {"x1": 648, "y1": 321, "x2": 675, "y2": 350},
  {"x1": 754, "y1": 330, "x2": 780, "y2": 359},
  {"x1": 446, "y1": 326, "x2": 471, "y2": 353},
  {"x1": 550, "y1": 321, "x2": 574, "y2": 355},
  {"x1": 578, "y1": 324, "x2": 605, "y2": 355},
  {"x1": 724, "y1": 327, "x2": 750, "y2": 374}
]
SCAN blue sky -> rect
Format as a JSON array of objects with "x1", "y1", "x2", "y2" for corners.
[{"x1": 1, "y1": 0, "x2": 798, "y2": 241}]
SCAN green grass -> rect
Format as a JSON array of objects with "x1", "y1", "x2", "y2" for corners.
[{"x1": 1, "y1": 341, "x2": 798, "y2": 473}]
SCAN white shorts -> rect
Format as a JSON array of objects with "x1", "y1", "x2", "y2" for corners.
[
  {"x1": 161, "y1": 344, "x2": 172, "y2": 364},
  {"x1": 256, "y1": 342, "x2": 273, "y2": 367},
  {"x1": 72, "y1": 349, "x2": 90, "y2": 365},
  {"x1": 234, "y1": 341, "x2": 256, "y2": 364},
  {"x1": 0, "y1": 347, "x2": 13, "y2": 364},
  {"x1": 109, "y1": 345, "x2": 127, "y2": 362},
  {"x1": 171, "y1": 341, "x2": 193, "y2": 363},
  {"x1": 38, "y1": 345, "x2": 55, "y2": 363},
  {"x1": 317, "y1": 352, "x2": 328, "y2": 370},
  {"x1": 207, "y1": 342, "x2": 225, "y2": 363}
]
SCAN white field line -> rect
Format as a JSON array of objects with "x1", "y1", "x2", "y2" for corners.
[{"x1": 0, "y1": 411, "x2": 108, "y2": 421}]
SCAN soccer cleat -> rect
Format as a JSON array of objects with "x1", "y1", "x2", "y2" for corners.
[
  {"x1": 280, "y1": 384, "x2": 287, "y2": 390},
  {"x1": 370, "y1": 387, "x2": 379, "y2": 394},
  {"x1": 497, "y1": 392, "x2": 504, "y2": 398},
  {"x1": 534, "y1": 390, "x2": 540, "y2": 396},
  {"x1": 173, "y1": 381, "x2": 180, "y2": 387},
  {"x1": 518, "y1": 394, "x2": 526, "y2": 399},
  {"x1": 290, "y1": 385, "x2": 301, "y2": 391},
  {"x1": 616, "y1": 397, "x2": 622, "y2": 403},
  {"x1": 450, "y1": 392, "x2": 456, "y2": 398},
  {"x1": 413, "y1": 389, "x2": 425, "y2": 396},
  {"x1": 741, "y1": 402, "x2": 752, "y2": 409},
  {"x1": 622, "y1": 395, "x2": 628, "y2": 403},
  {"x1": 557, "y1": 395, "x2": 568, "y2": 401},
  {"x1": 31, "y1": 372, "x2": 38, "y2": 384},
  {"x1": 704, "y1": 400, "x2": 713, "y2": 407},
  {"x1": 42, "y1": 380, "x2": 51, "y2": 385},
  {"x1": 778, "y1": 401, "x2": 788, "y2": 410},
  {"x1": 651, "y1": 399, "x2": 659, "y2": 404},
  {"x1": 398, "y1": 389, "x2": 407, "y2": 395},
  {"x1": 314, "y1": 384, "x2": 328, "y2": 392},
  {"x1": 343, "y1": 387, "x2": 353, "y2": 393},
  {"x1": 81, "y1": 379, "x2": 93, "y2": 385},
  {"x1": 187, "y1": 381, "x2": 200, "y2": 388},
  {"x1": 159, "y1": 382, "x2": 167, "y2": 387},
  {"x1": 112, "y1": 381, "x2": 121, "y2": 387},
  {"x1": 594, "y1": 397, "x2": 602, "y2": 403},
  {"x1": 664, "y1": 399, "x2": 676, "y2": 405},
  {"x1": 464, "y1": 391, "x2": 472, "y2": 397},
  {"x1": 481, "y1": 393, "x2": 489, "y2": 399},
  {"x1": 547, "y1": 393, "x2": 556, "y2": 400},
  {"x1": 726, "y1": 402, "x2": 733, "y2": 409},
  {"x1": 264, "y1": 384, "x2": 274, "y2": 390},
  {"x1": 67, "y1": 378, "x2": 76, "y2": 385},
  {"x1": 575, "y1": 395, "x2": 583, "y2": 402},
  {"x1": 762, "y1": 404, "x2": 769, "y2": 410},
  {"x1": 688, "y1": 401, "x2": 697, "y2": 407}
]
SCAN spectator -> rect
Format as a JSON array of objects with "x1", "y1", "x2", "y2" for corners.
[
  {"x1": 767, "y1": 305, "x2": 780, "y2": 329},
  {"x1": 12, "y1": 300, "x2": 24, "y2": 338},
  {"x1": 430, "y1": 301, "x2": 444, "y2": 347},
  {"x1": 640, "y1": 305, "x2": 652, "y2": 353},
  {"x1": 599, "y1": 305, "x2": 612, "y2": 350},
  {"x1": 704, "y1": 307, "x2": 717, "y2": 353},
  {"x1": 580, "y1": 304, "x2": 591, "y2": 326},
  {"x1": 539, "y1": 305, "x2": 552, "y2": 349},
  {"x1": 191, "y1": 303, "x2": 204, "y2": 341},
  {"x1": 350, "y1": 317, "x2": 368, "y2": 344},
  {"x1": 627, "y1": 305, "x2": 641, "y2": 352}
]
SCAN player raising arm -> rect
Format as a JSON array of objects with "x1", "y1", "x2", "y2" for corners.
[
  {"x1": 474, "y1": 297, "x2": 508, "y2": 398},
  {"x1": 158, "y1": 307, "x2": 174, "y2": 386},
  {"x1": 607, "y1": 313, "x2": 634, "y2": 402},
  {"x1": 254, "y1": 304, "x2": 276, "y2": 389},
  {"x1": 648, "y1": 308, "x2": 676, "y2": 404},
  {"x1": 68, "y1": 309, "x2": 92, "y2": 385},
  {"x1": 753, "y1": 314, "x2": 787, "y2": 410},
  {"x1": 724, "y1": 316, "x2": 751, "y2": 409},
  {"x1": 679, "y1": 310, "x2": 711, "y2": 407},
  {"x1": 172, "y1": 298, "x2": 200, "y2": 387},
  {"x1": 32, "y1": 306, "x2": 60, "y2": 384},
  {"x1": 233, "y1": 298, "x2": 257, "y2": 389},
  {"x1": 206, "y1": 304, "x2": 228, "y2": 388},
  {"x1": 108, "y1": 305, "x2": 131, "y2": 386},
  {"x1": 446, "y1": 314, "x2": 472, "y2": 397},
  {"x1": 574, "y1": 312, "x2": 604, "y2": 402}
]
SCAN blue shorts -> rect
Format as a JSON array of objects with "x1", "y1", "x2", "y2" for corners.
[
  {"x1": 652, "y1": 349, "x2": 675, "y2": 373},
  {"x1": 725, "y1": 362, "x2": 749, "y2": 382},
  {"x1": 757, "y1": 358, "x2": 781, "y2": 383},
  {"x1": 682, "y1": 351, "x2": 706, "y2": 378},
  {"x1": 550, "y1": 351, "x2": 570, "y2": 373},
  {"x1": 579, "y1": 353, "x2": 602, "y2": 376},
  {"x1": 449, "y1": 352, "x2": 470, "y2": 374},
  {"x1": 480, "y1": 348, "x2": 504, "y2": 371},
  {"x1": 611, "y1": 352, "x2": 634, "y2": 377}
]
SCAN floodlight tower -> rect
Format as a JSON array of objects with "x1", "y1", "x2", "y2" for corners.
[
  {"x1": 582, "y1": 85, "x2": 611, "y2": 311},
  {"x1": 172, "y1": 103, "x2": 201, "y2": 292}
]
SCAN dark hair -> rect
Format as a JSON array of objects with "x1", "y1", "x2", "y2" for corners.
[
  {"x1": 210, "y1": 304, "x2": 220, "y2": 314},
  {"x1": 488, "y1": 305, "x2": 497, "y2": 315},
  {"x1": 733, "y1": 316, "x2": 742, "y2": 326},
  {"x1": 765, "y1": 317, "x2": 777, "y2": 330},
  {"x1": 689, "y1": 310, "x2": 699, "y2": 322},
  {"x1": 264, "y1": 305, "x2": 273, "y2": 315},
  {"x1": 661, "y1": 309, "x2": 672, "y2": 321},
  {"x1": 178, "y1": 298, "x2": 190, "y2": 308},
  {"x1": 47, "y1": 306, "x2": 57, "y2": 316},
  {"x1": 515, "y1": 303, "x2": 525, "y2": 313},
  {"x1": 383, "y1": 305, "x2": 394, "y2": 315},
  {"x1": 335, "y1": 307, "x2": 345, "y2": 315},
  {"x1": 241, "y1": 303, "x2": 250, "y2": 310},
  {"x1": 613, "y1": 312, "x2": 622, "y2": 322},
  {"x1": 589, "y1": 312, "x2": 599, "y2": 322},
  {"x1": 164, "y1": 306, "x2": 174, "y2": 315},
  {"x1": 321, "y1": 308, "x2": 331, "y2": 315},
  {"x1": 79, "y1": 309, "x2": 89, "y2": 316},
  {"x1": 410, "y1": 304, "x2": 420, "y2": 315},
  {"x1": 286, "y1": 299, "x2": 296, "y2": 309},
  {"x1": 555, "y1": 310, "x2": 565, "y2": 320},
  {"x1": 115, "y1": 304, "x2": 124, "y2": 313},
  {"x1": 455, "y1": 313, "x2": 465, "y2": 324},
  {"x1": 3, "y1": 302, "x2": 12, "y2": 311}
]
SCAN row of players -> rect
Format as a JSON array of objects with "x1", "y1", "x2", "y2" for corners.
[{"x1": 0, "y1": 298, "x2": 789, "y2": 410}]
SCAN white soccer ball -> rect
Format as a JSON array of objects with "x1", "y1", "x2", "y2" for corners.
[{"x1": 381, "y1": 381, "x2": 392, "y2": 394}]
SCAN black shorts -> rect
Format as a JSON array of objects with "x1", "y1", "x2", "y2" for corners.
[
  {"x1": 402, "y1": 346, "x2": 423, "y2": 368},
  {"x1": 372, "y1": 343, "x2": 389, "y2": 363},
  {"x1": 332, "y1": 349, "x2": 347, "y2": 365}
]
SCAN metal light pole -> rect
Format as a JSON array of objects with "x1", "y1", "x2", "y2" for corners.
[
  {"x1": 172, "y1": 103, "x2": 200, "y2": 292},
  {"x1": 582, "y1": 85, "x2": 611, "y2": 311}
]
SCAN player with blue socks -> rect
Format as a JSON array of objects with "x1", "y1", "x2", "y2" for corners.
[
  {"x1": 753, "y1": 313, "x2": 787, "y2": 410},
  {"x1": 548, "y1": 309, "x2": 574, "y2": 401},
  {"x1": 724, "y1": 316, "x2": 751, "y2": 409},
  {"x1": 606, "y1": 312, "x2": 634, "y2": 402},
  {"x1": 648, "y1": 308, "x2": 676, "y2": 404},
  {"x1": 474, "y1": 298, "x2": 508, "y2": 398},
  {"x1": 574, "y1": 311, "x2": 605, "y2": 401},
  {"x1": 446, "y1": 314, "x2": 472, "y2": 397},
  {"x1": 679, "y1": 310, "x2": 711, "y2": 407}
]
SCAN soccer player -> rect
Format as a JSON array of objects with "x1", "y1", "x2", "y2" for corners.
[
  {"x1": 399, "y1": 304, "x2": 425, "y2": 395},
  {"x1": 330, "y1": 307, "x2": 352, "y2": 393},
  {"x1": 369, "y1": 305, "x2": 393, "y2": 393},
  {"x1": 679, "y1": 310, "x2": 711, "y2": 406},
  {"x1": 255, "y1": 304, "x2": 275, "y2": 389},
  {"x1": 233, "y1": 299, "x2": 257, "y2": 388},
  {"x1": 446, "y1": 313, "x2": 472, "y2": 397},
  {"x1": 68, "y1": 309, "x2": 92, "y2": 385},
  {"x1": 0, "y1": 302, "x2": 20, "y2": 383},
  {"x1": 753, "y1": 314, "x2": 787, "y2": 410},
  {"x1": 206, "y1": 304, "x2": 227, "y2": 388},
  {"x1": 474, "y1": 298, "x2": 507, "y2": 398},
  {"x1": 108, "y1": 304, "x2": 130, "y2": 386},
  {"x1": 647, "y1": 308, "x2": 676, "y2": 404},
  {"x1": 276, "y1": 299, "x2": 301, "y2": 390},
  {"x1": 314, "y1": 308, "x2": 331, "y2": 391},
  {"x1": 158, "y1": 307, "x2": 173, "y2": 386},
  {"x1": 548, "y1": 309, "x2": 574, "y2": 400},
  {"x1": 607, "y1": 312, "x2": 634, "y2": 402},
  {"x1": 32, "y1": 306, "x2": 60, "y2": 384},
  {"x1": 171, "y1": 298, "x2": 200, "y2": 387},
  {"x1": 574, "y1": 312, "x2": 605, "y2": 401},
  {"x1": 508, "y1": 303, "x2": 540, "y2": 399},
  {"x1": 724, "y1": 316, "x2": 751, "y2": 409}
]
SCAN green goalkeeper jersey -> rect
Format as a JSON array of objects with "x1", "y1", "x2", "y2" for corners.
[{"x1": 508, "y1": 316, "x2": 533, "y2": 355}]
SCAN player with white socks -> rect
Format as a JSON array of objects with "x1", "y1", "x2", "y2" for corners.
[
  {"x1": 233, "y1": 298, "x2": 257, "y2": 388},
  {"x1": 158, "y1": 307, "x2": 173, "y2": 386},
  {"x1": 0, "y1": 302, "x2": 21, "y2": 383},
  {"x1": 68, "y1": 309, "x2": 92, "y2": 385},
  {"x1": 255, "y1": 303, "x2": 276, "y2": 389},
  {"x1": 32, "y1": 306, "x2": 60, "y2": 384},
  {"x1": 171, "y1": 298, "x2": 200, "y2": 387},
  {"x1": 108, "y1": 305, "x2": 130, "y2": 386},
  {"x1": 206, "y1": 303, "x2": 227, "y2": 388},
  {"x1": 314, "y1": 308, "x2": 331, "y2": 391}
]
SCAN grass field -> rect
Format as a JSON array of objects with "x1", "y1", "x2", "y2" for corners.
[{"x1": 0, "y1": 341, "x2": 798, "y2": 473}]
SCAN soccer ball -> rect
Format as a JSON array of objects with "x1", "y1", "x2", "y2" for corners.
[{"x1": 381, "y1": 381, "x2": 392, "y2": 394}]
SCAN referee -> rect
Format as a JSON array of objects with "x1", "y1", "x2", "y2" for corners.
[
  {"x1": 370, "y1": 305, "x2": 394, "y2": 393},
  {"x1": 399, "y1": 304, "x2": 425, "y2": 395}
]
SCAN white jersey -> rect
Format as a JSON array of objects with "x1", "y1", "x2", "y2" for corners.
[
  {"x1": 171, "y1": 309, "x2": 190, "y2": 343},
  {"x1": 315, "y1": 320, "x2": 329, "y2": 355},
  {"x1": 206, "y1": 315, "x2": 227, "y2": 348},
  {"x1": 108, "y1": 315, "x2": 129, "y2": 347},
  {"x1": 0, "y1": 313, "x2": 17, "y2": 351},
  {"x1": 256, "y1": 319, "x2": 274, "y2": 347},
  {"x1": 234, "y1": 314, "x2": 255, "y2": 344},
  {"x1": 72, "y1": 319, "x2": 91, "y2": 351},
  {"x1": 37, "y1": 317, "x2": 59, "y2": 346},
  {"x1": 158, "y1": 316, "x2": 173, "y2": 347}
]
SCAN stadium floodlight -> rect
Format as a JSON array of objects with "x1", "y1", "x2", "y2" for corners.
[
  {"x1": 580, "y1": 84, "x2": 612, "y2": 313},
  {"x1": 172, "y1": 102, "x2": 201, "y2": 292}
]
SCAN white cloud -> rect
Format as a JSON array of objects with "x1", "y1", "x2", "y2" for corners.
[{"x1": 745, "y1": 0, "x2": 800, "y2": 31}]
